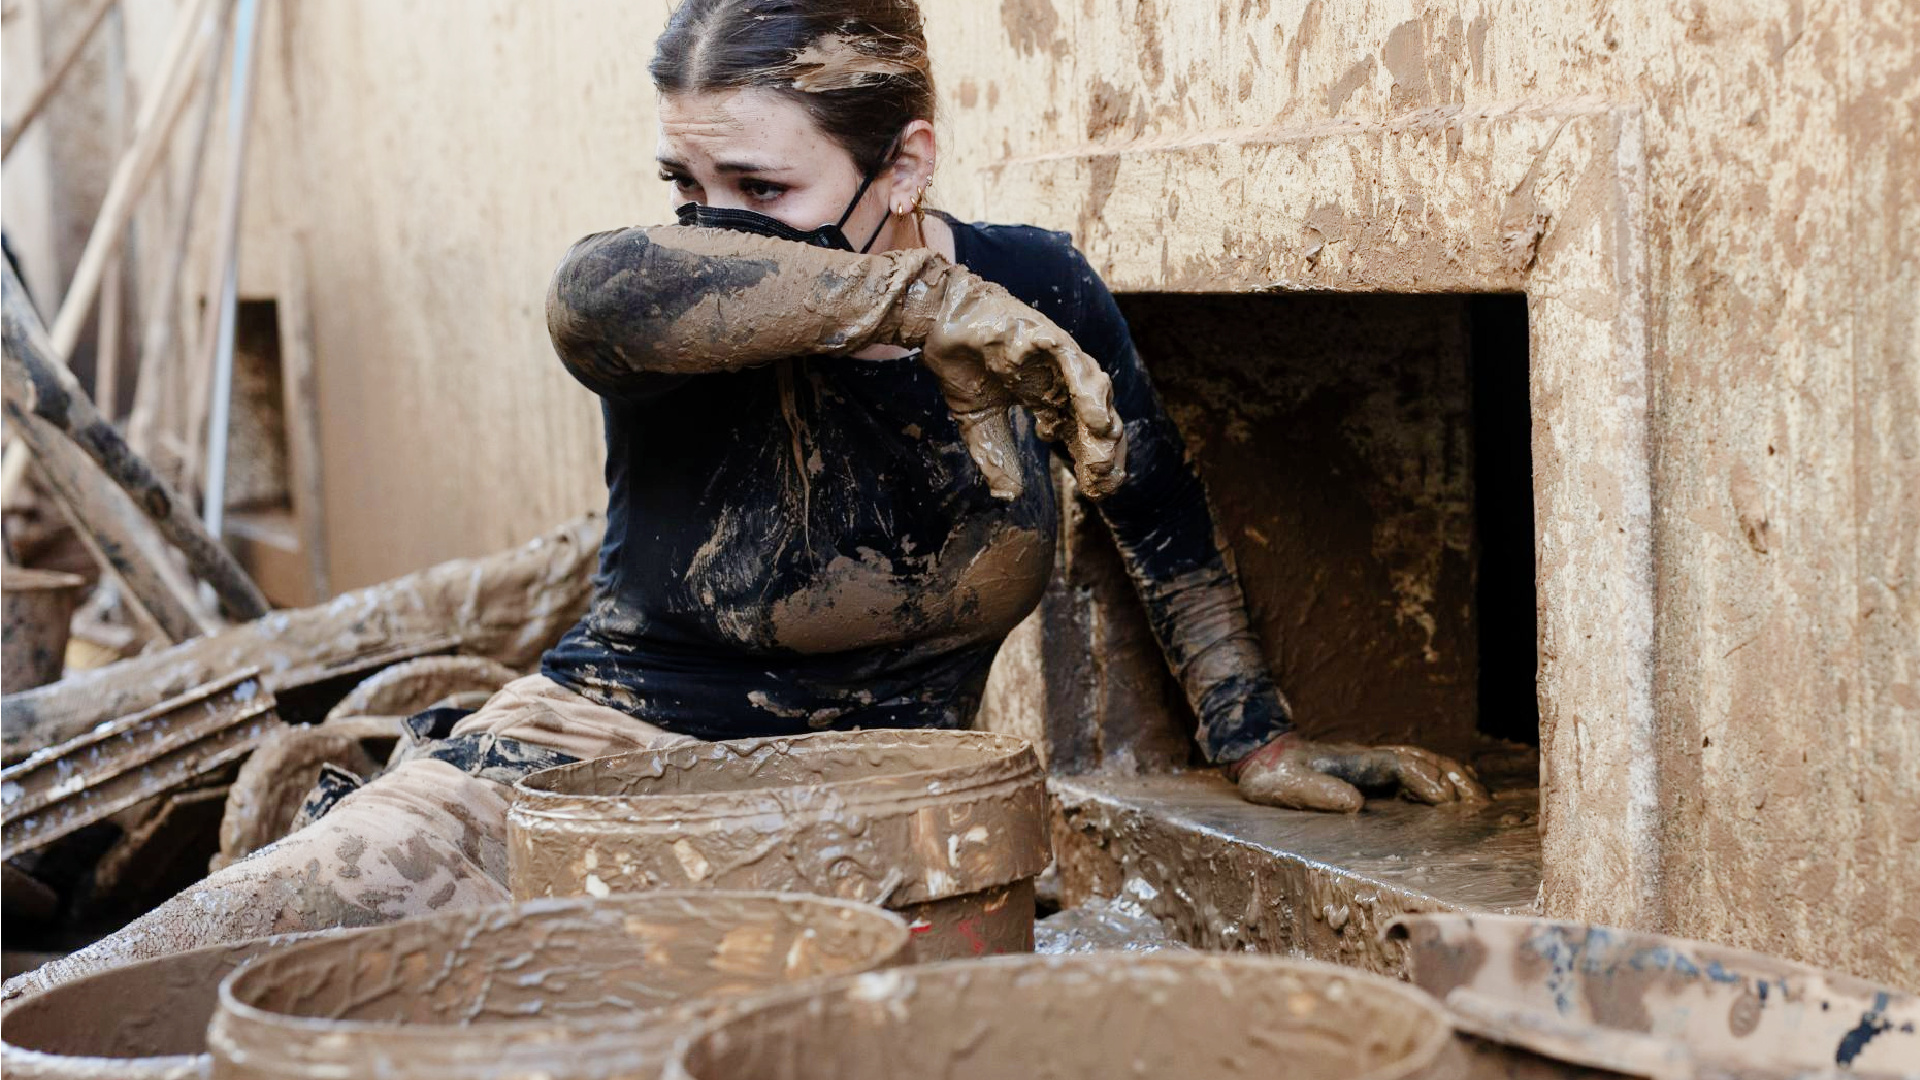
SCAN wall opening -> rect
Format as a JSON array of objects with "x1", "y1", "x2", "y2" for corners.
[
  {"x1": 1081, "y1": 292, "x2": 1538, "y2": 774},
  {"x1": 1467, "y1": 295, "x2": 1538, "y2": 747}
]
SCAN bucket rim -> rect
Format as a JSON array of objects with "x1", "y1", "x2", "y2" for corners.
[
  {"x1": 213, "y1": 891, "x2": 911, "y2": 1043},
  {"x1": 511, "y1": 729, "x2": 1042, "y2": 817},
  {"x1": 667, "y1": 950, "x2": 1457, "y2": 1080}
]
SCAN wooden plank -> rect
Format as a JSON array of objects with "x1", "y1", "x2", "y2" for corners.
[
  {"x1": 0, "y1": 669, "x2": 277, "y2": 859},
  {"x1": 0, "y1": 513, "x2": 603, "y2": 763},
  {"x1": 4, "y1": 260, "x2": 270, "y2": 621},
  {"x1": 0, "y1": 0, "x2": 117, "y2": 162},
  {"x1": 277, "y1": 234, "x2": 330, "y2": 600},
  {"x1": 2, "y1": 401, "x2": 212, "y2": 645}
]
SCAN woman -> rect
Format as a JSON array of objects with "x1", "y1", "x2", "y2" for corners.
[{"x1": 9, "y1": 0, "x2": 1481, "y2": 994}]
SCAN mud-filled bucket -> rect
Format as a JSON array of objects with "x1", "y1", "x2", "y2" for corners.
[
  {"x1": 1388, "y1": 913, "x2": 1920, "y2": 1079},
  {"x1": 0, "y1": 931, "x2": 321, "y2": 1080},
  {"x1": 2, "y1": 568, "x2": 86, "y2": 690},
  {"x1": 508, "y1": 730, "x2": 1051, "y2": 961},
  {"x1": 668, "y1": 952, "x2": 1460, "y2": 1080},
  {"x1": 208, "y1": 892, "x2": 909, "y2": 1080}
]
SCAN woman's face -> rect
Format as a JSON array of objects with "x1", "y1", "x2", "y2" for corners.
[{"x1": 656, "y1": 88, "x2": 929, "y2": 252}]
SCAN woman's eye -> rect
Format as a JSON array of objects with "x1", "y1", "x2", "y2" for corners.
[
  {"x1": 741, "y1": 180, "x2": 786, "y2": 201},
  {"x1": 660, "y1": 172, "x2": 696, "y2": 191}
]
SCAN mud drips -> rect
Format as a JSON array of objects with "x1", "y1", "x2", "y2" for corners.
[
  {"x1": 208, "y1": 893, "x2": 909, "y2": 1080},
  {"x1": 669, "y1": 952, "x2": 1455, "y2": 1080},
  {"x1": 508, "y1": 730, "x2": 1050, "y2": 960}
]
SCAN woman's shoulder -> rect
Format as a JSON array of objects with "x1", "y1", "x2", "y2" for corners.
[{"x1": 941, "y1": 216, "x2": 1098, "y2": 324}]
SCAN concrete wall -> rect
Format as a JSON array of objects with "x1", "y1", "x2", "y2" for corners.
[
  {"x1": 934, "y1": 0, "x2": 1917, "y2": 988},
  {"x1": 6, "y1": 0, "x2": 1913, "y2": 986}
]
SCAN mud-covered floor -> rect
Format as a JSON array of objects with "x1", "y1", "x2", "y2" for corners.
[{"x1": 1050, "y1": 770, "x2": 1542, "y2": 975}]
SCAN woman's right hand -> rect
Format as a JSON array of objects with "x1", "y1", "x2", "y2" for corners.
[{"x1": 918, "y1": 273, "x2": 1127, "y2": 501}]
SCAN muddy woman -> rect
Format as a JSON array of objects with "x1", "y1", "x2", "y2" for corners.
[{"x1": 9, "y1": 0, "x2": 1484, "y2": 993}]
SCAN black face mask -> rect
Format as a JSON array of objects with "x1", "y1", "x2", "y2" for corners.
[{"x1": 675, "y1": 163, "x2": 889, "y2": 253}]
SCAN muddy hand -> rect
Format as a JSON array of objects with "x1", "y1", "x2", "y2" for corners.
[
  {"x1": 1229, "y1": 733, "x2": 1488, "y2": 813},
  {"x1": 920, "y1": 273, "x2": 1126, "y2": 501}
]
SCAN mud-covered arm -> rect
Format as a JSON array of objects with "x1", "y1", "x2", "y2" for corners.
[
  {"x1": 1049, "y1": 249, "x2": 1293, "y2": 765},
  {"x1": 546, "y1": 224, "x2": 1124, "y2": 497}
]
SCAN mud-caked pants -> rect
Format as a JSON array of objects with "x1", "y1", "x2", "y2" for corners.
[{"x1": 1, "y1": 675, "x2": 691, "y2": 1000}]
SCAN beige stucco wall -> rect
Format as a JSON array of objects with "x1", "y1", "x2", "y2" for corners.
[
  {"x1": 923, "y1": 0, "x2": 1915, "y2": 988},
  {"x1": 5, "y1": 0, "x2": 1913, "y2": 985}
]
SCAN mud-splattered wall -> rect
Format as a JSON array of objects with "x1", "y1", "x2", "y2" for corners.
[
  {"x1": 931, "y1": 0, "x2": 1917, "y2": 989},
  {"x1": 8, "y1": 0, "x2": 1911, "y2": 989}
]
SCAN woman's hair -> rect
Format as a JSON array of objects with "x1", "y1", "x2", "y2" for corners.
[{"x1": 651, "y1": 0, "x2": 936, "y2": 177}]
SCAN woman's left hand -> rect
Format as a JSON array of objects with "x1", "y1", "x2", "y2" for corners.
[
  {"x1": 1227, "y1": 733, "x2": 1489, "y2": 813},
  {"x1": 918, "y1": 271, "x2": 1127, "y2": 501}
]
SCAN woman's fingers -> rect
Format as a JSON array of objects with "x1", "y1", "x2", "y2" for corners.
[
  {"x1": 1239, "y1": 760, "x2": 1365, "y2": 813},
  {"x1": 951, "y1": 406, "x2": 1023, "y2": 500},
  {"x1": 1382, "y1": 745, "x2": 1492, "y2": 804}
]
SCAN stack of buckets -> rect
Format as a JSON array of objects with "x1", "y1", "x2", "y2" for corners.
[{"x1": 5, "y1": 728, "x2": 1912, "y2": 1079}]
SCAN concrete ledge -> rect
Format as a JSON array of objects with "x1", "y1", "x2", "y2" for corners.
[{"x1": 1050, "y1": 772, "x2": 1541, "y2": 976}]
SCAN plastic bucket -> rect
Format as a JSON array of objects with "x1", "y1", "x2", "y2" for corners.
[
  {"x1": 509, "y1": 730, "x2": 1050, "y2": 961},
  {"x1": 0, "y1": 932, "x2": 320, "y2": 1080},
  {"x1": 669, "y1": 952, "x2": 1460, "y2": 1080},
  {"x1": 207, "y1": 892, "x2": 908, "y2": 1080}
]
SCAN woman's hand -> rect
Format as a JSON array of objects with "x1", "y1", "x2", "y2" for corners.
[
  {"x1": 918, "y1": 272, "x2": 1127, "y2": 501},
  {"x1": 1226, "y1": 732, "x2": 1489, "y2": 813}
]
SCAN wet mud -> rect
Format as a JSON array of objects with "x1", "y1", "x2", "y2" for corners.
[
  {"x1": 209, "y1": 893, "x2": 909, "y2": 1080},
  {"x1": 546, "y1": 225, "x2": 1124, "y2": 499},
  {"x1": 508, "y1": 730, "x2": 1050, "y2": 960},
  {"x1": 1050, "y1": 773, "x2": 1541, "y2": 975},
  {"x1": 1391, "y1": 913, "x2": 1920, "y2": 1079},
  {"x1": 669, "y1": 952, "x2": 1457, "y2": 1080},
  {"x1": 1, "y1": 930, "x2": 322, "y2": 1080}
]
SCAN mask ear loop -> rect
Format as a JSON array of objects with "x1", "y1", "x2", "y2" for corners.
[{"x1": 844, "y1": 130, "x2": 908, "y2": 254}]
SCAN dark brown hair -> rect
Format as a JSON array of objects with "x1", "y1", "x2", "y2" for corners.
[{"x1": 650, "y1": 0, "x2": 936, "y2": 177}]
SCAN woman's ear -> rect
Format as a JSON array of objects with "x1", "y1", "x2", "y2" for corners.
[{"x1": 886, "y1": 120, "x2": 938, "y2": 215}]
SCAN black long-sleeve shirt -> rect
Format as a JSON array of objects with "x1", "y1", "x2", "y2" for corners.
[{"x1": 540, "y1": 218, "x2": 1290, "y2": 762}]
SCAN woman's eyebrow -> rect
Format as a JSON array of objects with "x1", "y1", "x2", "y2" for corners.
[{"x1": 655, "y1": 154, "x2": 782, "y2": 175}]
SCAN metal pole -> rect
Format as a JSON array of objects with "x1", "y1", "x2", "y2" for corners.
[{"x1": 200, "y1": 0, "x2": 263, "y2": 540}]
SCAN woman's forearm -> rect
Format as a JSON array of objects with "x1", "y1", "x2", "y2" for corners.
[
  {"x1": 546, "y1": 224, "x2": 1125, "y2": 498},
  {"x1": 545, "y1": 225, "x2": 951, "y2": 389}
]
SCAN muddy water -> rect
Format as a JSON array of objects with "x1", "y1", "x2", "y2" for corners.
[
  {"x1": 1, "y1": 931, "x2": 321, "y2": 1080},
  {"x1": 208, "y1": 892, "x2": 908, "y2": 1080},
  {"x1": 669, "y1": 952, "x2": 1458, "y2": 1080},
  {"x1": 508, "y1": 730, "x2": 1050, "y2": 960}
]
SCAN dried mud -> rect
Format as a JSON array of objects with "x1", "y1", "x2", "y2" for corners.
[
  {"x1": 1, "y1": 931, "x2": 322, "y2": 1080},
  {"x1": 508, "y1": 730, "x2": 1051, "y2": 959},
  {"x1": 1391, "y1": 913, "x2": 1920, "y2": 1079},
  {"x1": 209, "y1": 893, "x2": 909, "y2": 1080},
  {"x1": 669, "y1": 952, "x2": 1457, "y2": 1080},
  {"x1": 2, "y1": 516, "x2": 603, "y2": 763}
]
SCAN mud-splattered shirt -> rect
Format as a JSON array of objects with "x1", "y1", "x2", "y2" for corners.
[{"x1": 540, "y1": 219, "x2": 1291, "y2": 762}]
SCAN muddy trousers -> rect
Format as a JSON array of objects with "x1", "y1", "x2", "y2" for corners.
[{"x1": 1, "y1": 676, "x2": 692, "y2": 1000}]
